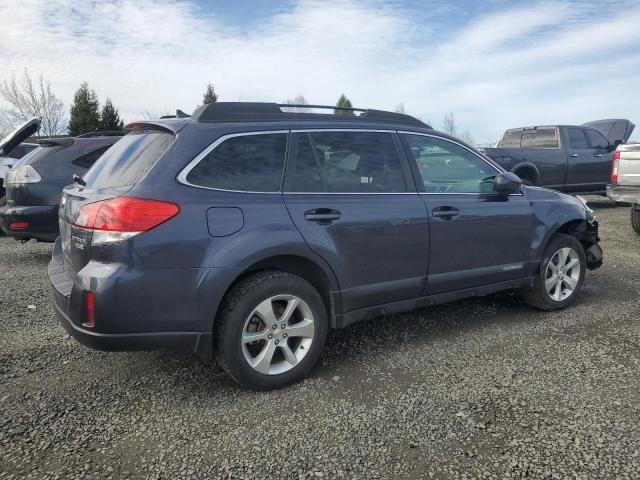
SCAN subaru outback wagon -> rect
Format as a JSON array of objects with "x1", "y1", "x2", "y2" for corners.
[{"x1": 49, "y1": 102, "x2": 603, "y2": 390}]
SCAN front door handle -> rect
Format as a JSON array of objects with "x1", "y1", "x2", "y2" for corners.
[
  {"x1": 432, "y1": 206, "x2": 460, "y2": 219},
  {"x1": 595, "y1": 154, "x2": 604, "y2": 157},
  {"x1": 304, "y1": 208, "x2": 341, "y2": 224},
  {"x1": 570, "y1": 153, "x2": 579, "y2": 158}
]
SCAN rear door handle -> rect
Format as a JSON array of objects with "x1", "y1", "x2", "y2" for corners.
[
  {"x1": 432, "y1": 206, "x2": 460, "y2": 219},
  {"x1": 304, "y1": 208, "x2": 341, "y2": 223},
  {"x1": 595, "y1": 154, "x2": 604, "y2": 157},
  {"x1": 570, "y1": 154, "x2": 579, "y2": 158}
]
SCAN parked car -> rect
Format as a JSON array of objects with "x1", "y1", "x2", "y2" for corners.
[
  {"x1": 483, "y1": 119, "x2": 635, "y2": 193},
  {"x1": 49, "y1": 102, "x2": 603, "y2": 390},
  {"x1": 607, "y1": 143, "x2": 640, "y2": 234},
  {"x1": 0, "y1": 119, "x2": 41, "y2": 205},
  {"x1": 0, "y1": 133, "x2": 122, "y2": 242}
]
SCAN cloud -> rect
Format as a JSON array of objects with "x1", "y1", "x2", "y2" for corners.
[{"x1": 0, "y1": 0, "x2": 639, "y2": 143}]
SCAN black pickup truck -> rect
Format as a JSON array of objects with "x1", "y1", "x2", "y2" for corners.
[{"x1": 483, "y1": 119, "x2": 635, "y2": 193}]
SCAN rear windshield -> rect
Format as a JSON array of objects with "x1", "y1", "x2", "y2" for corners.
[
  {"x1": 498, "y1": 128, "x2": 559, "y2": 149},
  {"x1": 83, "y1": 130, "x2": 173, "y2": 188},
  {"x1": 20, "y1": 146, "x2": 63, "y2": 166}
]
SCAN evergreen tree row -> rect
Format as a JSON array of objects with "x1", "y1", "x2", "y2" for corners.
[{"x1": 68, "y1": 82, "x2": 124, "y2": 136}]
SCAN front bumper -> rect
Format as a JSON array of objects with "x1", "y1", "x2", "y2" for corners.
[
  {"x1": 607, "y1": 184, "x2": 640, "y2": 205},
  {"x1": 0, "y1": 204, "x2": 59, "y2": 241}
]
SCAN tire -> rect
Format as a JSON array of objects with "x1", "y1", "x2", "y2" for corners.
[
  {"x1": 520, "y1": 233, "x2": 586, "y2": 311},
  {"x1": 631, "y1": 207, "x2": 640, "y2": 235},
  {"x1": 215, "y1": 271, "x2": 328, "y2": 390}
]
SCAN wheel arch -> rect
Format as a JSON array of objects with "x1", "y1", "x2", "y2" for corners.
[{"x1": 511, "y1": 161, "x2": 540, "y2": 185}]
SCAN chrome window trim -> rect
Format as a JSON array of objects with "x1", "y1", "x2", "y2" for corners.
[
  {"x1": 176, "y1": 130, "x2": 289, "y2": 193},
  {"x1": 397, "y1": 131, "x2": 524, "y2": 196}
]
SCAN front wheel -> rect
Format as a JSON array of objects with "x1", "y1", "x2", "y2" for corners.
[
  {"x1": 631, "y1": 206, "x2": 640, "y2": 235},
  {"x1": 215, "y1": 271, "x2": 328, "y2": 390},
  {"x1": 520, "y1": 234, "x2": 586, "y2": 310}
]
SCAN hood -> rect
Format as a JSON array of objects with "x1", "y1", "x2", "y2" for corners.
[
  {"x1": 0, "y1": 119, "x2": 40, "y2": 156},
  {"x1": 582, "y1": 119, "x2": 635, "y2": 145}
]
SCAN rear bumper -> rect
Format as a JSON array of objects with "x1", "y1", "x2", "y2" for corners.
[
  {"x1": 47, "y1": 238, "x2": 229, "y2": 359},
  {"x1": 0, "y1": 204, "x2": 59, "y2": 241},
  {"x1": 607, "y1": 184, "x2": 640, "y2": 205}
]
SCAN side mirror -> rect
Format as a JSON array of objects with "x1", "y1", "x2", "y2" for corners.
[{"x1": 493, "y1": 172, "x2": 522, "y2": 194}]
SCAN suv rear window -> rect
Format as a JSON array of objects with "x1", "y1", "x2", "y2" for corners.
[
  {"x1": 83, "y1": 130, "x2": 173, "y2": 188},
  {"x1": 185, "y1": 133, "x2": 287, "y2": 192}
]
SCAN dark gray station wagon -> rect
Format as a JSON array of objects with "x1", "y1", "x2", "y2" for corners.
[{"x1": 49, "y1": 103, "x2": 603, "y2": 389}]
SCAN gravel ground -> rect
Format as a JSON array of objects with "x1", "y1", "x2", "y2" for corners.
[{"x1": 1, "y1": 197, "x2": 639, "y2": 479}]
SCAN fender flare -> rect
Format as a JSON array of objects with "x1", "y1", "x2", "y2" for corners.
[{"x1": 509, "y1": 161, "x2": 540, "y2": 184}]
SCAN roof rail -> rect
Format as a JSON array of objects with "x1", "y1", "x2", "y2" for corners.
[
  {"x1": 76, "y1": 130, "x2": 125, "y2": 138},
  {"x1": 191, "y1": 102, "x2": 429, "y2": 128},
  {"x1": 37, "y1": 137, "x2": 74, "y2": 147}
]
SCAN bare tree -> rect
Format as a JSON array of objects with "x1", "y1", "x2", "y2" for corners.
[
  {"x1": 442, "y1": 112, "x2": 457, "y2": 136},
  {"x1": 459, "y1": 130, "x2": 475, "y2": 146},
  {"x1": 395, "y1": 103, "x2": 406, "y2": 114},
  {"x1": 282, "y1": 94, "x2": 312, "y2": 113},
  {"x1": 0, "y1": 69, "x2": 66, "y2": 137}
]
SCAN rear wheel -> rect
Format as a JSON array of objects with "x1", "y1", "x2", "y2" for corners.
[
  {"x1": 631, "y1": 206, "x2": 640, "y2": 235},
  {"x1": 215, "y1": 271, "x2": 328, "y2": 390},
  {"x1": 520, "y1": 234, "x2": 586, "y2": 310}
]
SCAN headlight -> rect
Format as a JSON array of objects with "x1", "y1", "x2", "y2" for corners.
[
  {"x1": 6, "y1": 165, "x2": 41, "y2": 184},
  {"x1": 576, "y1": 195, "x2": 595, "y2": 223}
]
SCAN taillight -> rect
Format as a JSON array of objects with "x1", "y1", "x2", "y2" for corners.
[
  {"x1": 83, "y1": 291, "x2": 95, "y2": 328},
  {"x1": 611, "y1": 151, "x2": 620, "y2": 184},
  {"x1": 9, "y1": 221, "x2": 29, "y2": 230},
  {"x1": 73, "y1": 197, "x2": 179, "y2": 244}
]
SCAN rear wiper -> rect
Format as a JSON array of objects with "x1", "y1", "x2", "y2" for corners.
[{"x1": 72, "y1": 174, "x2": 86, "y2": 186}]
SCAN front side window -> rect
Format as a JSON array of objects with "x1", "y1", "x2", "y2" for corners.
[
  {"x1": 585, "y1": 129, "x2": 609, "y2": 149},
  {"x1": 289, "y1": 131, "x2": 406, "y2": 193},
  {"x1": 186, "y1": 133, "x2": 287, "y2": 192},
  {"x1": 567, "y1": 128, "x2": 589, "y2": 149},
  {"x1": 403, "y1": 134, "x2": 497, "y2": 193}
]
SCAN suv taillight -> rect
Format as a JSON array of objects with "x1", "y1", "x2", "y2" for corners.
[
  {"x1": 611, "y1": 150, "x2": 620, "y2": 184},
  {"x1": 6, "y1": 165, "x2": 41, "y2": 184},
  {"x1": 73, "y1": 197, "x2": 179, "y2": 244}
]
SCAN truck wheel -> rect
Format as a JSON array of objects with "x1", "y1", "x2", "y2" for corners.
[
  {"x1": 631, "y1": 207, "x2": 640, "y2": 235},
  {"x1": 520, "y1": 234, "x2": 586, "y2": 311},
  {"x1": 215, "y1": 271, "x2": 328, "y2": 390}
]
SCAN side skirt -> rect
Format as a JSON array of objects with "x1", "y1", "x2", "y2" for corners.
[{"x1": 332, "y1": 277, "x2": 535, "y2": 329}]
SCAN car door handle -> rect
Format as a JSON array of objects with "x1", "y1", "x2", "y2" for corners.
[
  {"x1": 595, "y1": 154, "x2": 604, "y2": 157},
  {"x1": 432, "y1": 206, "x2": 460, "y2": 219},
  {"x1": 570, "y1": 154, "x2": 579, "y2": 157},
  {"x1": 304, "y1": 209, "x2": 341, "y2": 223}
]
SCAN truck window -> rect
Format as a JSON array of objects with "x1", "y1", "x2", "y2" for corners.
[
  {"x1": 498, "y1": 130, "x2": 523, "y2": 148},
  {"x1": 585, "y1": 129, "x2": 609, "y2": 149},
  {"x1": 567, "y1": 128, "x2": 589, "y2": 149},
  {"x1": 520, "y1": 129, "x2": 559, "y2": 148}
]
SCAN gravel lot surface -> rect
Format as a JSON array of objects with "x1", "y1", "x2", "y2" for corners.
[{"x1": 1, "y1": 197, "x2": 639, "y2": 479}]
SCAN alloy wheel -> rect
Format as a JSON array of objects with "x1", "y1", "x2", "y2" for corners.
[
  {"x1": 544, "y1": 247, "x2": 581, "y2": 301},
  {"x1": 241, "y1": 295, "x2": 315, "y2": 375}
]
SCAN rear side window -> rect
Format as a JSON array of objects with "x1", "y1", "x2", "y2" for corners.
[
  {"x1": 72, "y1": 146, "x2": 109, "y2": 169},
  {"x1": 290, "y1": 131, "x2": 406, "y2": 193},
  {"x1": 186, "y1": 133, "x2": 287, "y2": 192},
  {"x1": 83, "y1": 130, "x2": 173, "y2": 188},
  {"x1": 567, "y1": 128, "x2": 589, "y2": 149}
]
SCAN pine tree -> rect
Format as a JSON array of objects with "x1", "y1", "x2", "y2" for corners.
[
  {"x1": 68, "y1": 82, "x2": 100, "y2": 136},
  {"x1": 100, "y1": 98, "x2": 124, "y2": 131},
  {"x1": 334, "y1": 94, "x2": 354, "y2": 116},
  {"x1": 203, "y1": 84, "x2": 218, "y2": 104}
]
